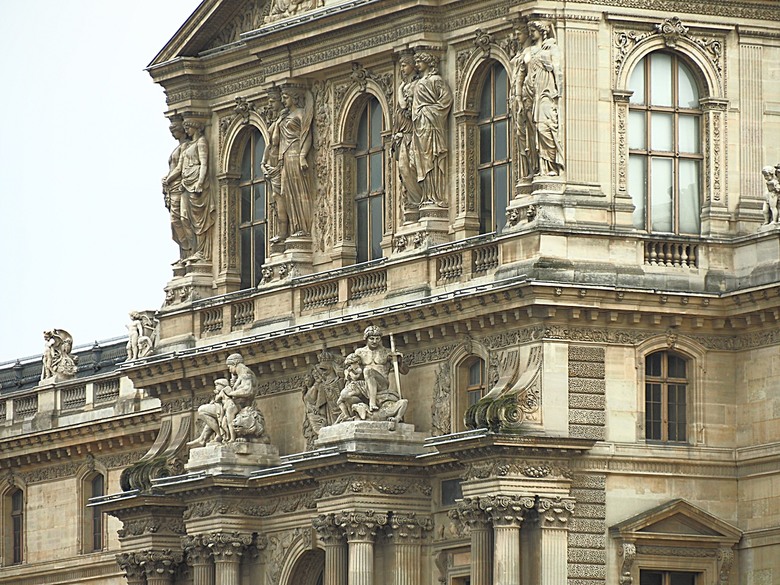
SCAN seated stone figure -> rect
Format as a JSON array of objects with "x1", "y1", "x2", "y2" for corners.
[{"x1": 334, "y1": 326, "x2": 409, "y2": 429}]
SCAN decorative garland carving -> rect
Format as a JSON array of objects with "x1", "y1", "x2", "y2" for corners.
[
  {"x1": 117, "y1": 517, "x2": 185, "y2": 538},
  {"x1": 464, "y1": 460, "x2": 572, "y2": 481},
  {"x1": 614, "y1": 17, "x2": 724, "y2": 91},
  {"x1": 312, "y1": 80, "x2": 333, "y2": 253}
]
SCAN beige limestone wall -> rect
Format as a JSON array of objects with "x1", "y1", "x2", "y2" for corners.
[
  {"x1": 604, "y1": 345, "x2": 638, "y2": 443},
  {"x1": 735, "y1": 345, "x2": 780, "y2": 447},
  {"x1": 26, "y1": 478, "x2": 78, "y2": 562}
]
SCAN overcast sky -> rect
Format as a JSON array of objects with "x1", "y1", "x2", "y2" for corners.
[{"x1": 0, "y1": 1, "x2": 203, "y2": 362}]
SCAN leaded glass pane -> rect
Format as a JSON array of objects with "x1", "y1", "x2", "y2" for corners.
[
  {"x1": 240, "y1": 142, "x2": 252, "y2": 179},
  {"x1": 670, "y1": 572, "x2": 696, "y2": 585},
  {"x1": 646, "y1": 352, "x2": 662, "y2": 376},
  {"x1": 356, "y1": 156, "x2": 368, "y2": 195},
  {"x1": 668, "y1": 354, "x2": 687, "y2": 378},
  {"x1": 240, "y1": 186, "x2": 252, "y2": 224},
  {"x1": 254, "y1": 183, "x2": 266, "y2": 222},
  {"x1": 356, "y1": 111, "x2": 368, "y2": 151},
  {"x1": 479, "y1": 124, "x2": 492, "y2": 164},
  {"x1": 356, "y1": 198, "x2": 368, "y2": 263},
  {"x1": 240, "y1": 229, "x2": 252, "y2": 289},
  {"x1": 479, "y1": 77, "x2": 492, "y2": 120},
  {"x1": 369, "y1": 152, "x2": 383, "y2": 192},
  {"x1": 370, "y1": 101, "x2": 382, "y2": 149},
  {"x1": 253, "y1": 131, "x2": 265, "y2": 180},
  {"x1": 494, "y1": 164, "x2": 508, "y2": 232},
  {"x1": 370, "y1": 195, "x2": 383, "y2": 259}
]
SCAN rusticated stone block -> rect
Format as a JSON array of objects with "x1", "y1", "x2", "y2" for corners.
[
  {"x1": 568, "y1": 345, "x2": 605, "y2": 362},
  {"x1": 570, "y1": 488, "x2": 606, "y2": 505},
  {"x1": 569, "y1": 394, "x2": 606, "y2": 410},
  {"x1": 572, "y1": 503, "x2": 607, "y2": 519},
  {"x1": 569, "y1": 409, "x2": 606, "y2": 425},
  {"x1": 569, "y1": 425, "x2": 605, "y2": 440},
  {"x1": 570, "y1": 518, "x2": 606, "y2": 534},
  {"x1": 569, "y1": 362, "x2": 606, "y2": 379},
  {"x1": 568, "y1": 564, "x2": 607, "y2": 579},
  {"x1": 568, "y1": 532, "x2": 606, "y2": 549},
  {"x1": 569, "y1": 378, "x2": 605, "y2": 394},
  {"x1": 568, "y1": 548, "x2": 607, "y2": 564},
  {"x1": 571, "y1": 474, "x2": 607, "y2": 490}
]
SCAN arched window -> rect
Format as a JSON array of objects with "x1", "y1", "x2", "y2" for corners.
[
  {"x1": 645, "y1": 350, "x2": 688, "y2": 443},
  {"x1": 478, "y1": 62, "x2": 510, "y2": 234},
  {"x1": 239, "y1": 128, "x2": 268, "y2": 289},
  {"x1": 458, "y1": 356, "x2": 487, "y2": 430},
  {"x1": 628, "y1": 52, "x2": 702, "y2": 235},
  {"x1": 355, "y1": 97, "x2": 384, "y2": 264},
  {"x1": 83, "y1": 473, "x2": 105, "y2": 553},
  {"x1": 8, "y1": 488, "x2": 23, "y2": 565}
]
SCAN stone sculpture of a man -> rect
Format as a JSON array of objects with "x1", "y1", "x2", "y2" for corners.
[
  {"x1": 161, "y1": 115, "x2": 194, "y2": 267},
  {"x1": 393, "y1": 54, "x2": 423, "y2": 213}
]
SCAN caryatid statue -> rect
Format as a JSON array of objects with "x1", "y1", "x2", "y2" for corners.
[
  {"x1": 273, "y1": 85, "x2": 315, "y2": 239},
  {"x1": 335, "y1": 325, "x2": 409, "y2": 429},
  {"x1": 511, "y1": 20, "x2": 564, "y2": 178},
  {"x1": 261, "y1": 87, "x2": 288, "y2": 242},
  {"x1": 411, "y1": 52, "x2": 453, "y2": 207},
  {"x1": 393, "y1": 54, "x2": 423, "y2": 213},
  {"x1": 161, "y1": 115, "x2": 194, "y2": 266}
]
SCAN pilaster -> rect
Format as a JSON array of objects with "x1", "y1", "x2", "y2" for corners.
[
  {"x1": 215, "y1": 171, "x2": 242, "y2": 293},
  {"x1": 484, "y1": 495, "x2": 535, "y2": 585},
  {"x1": 536, "y1": 497, "x2": 575, "y2": 585},
  {"x1": 138, "y1": 549, "x2": 183, "y2": 585},
  {"x1": 455, "y1": 497, "x2": 492, "y2": 585},
  {"x1": 202, "y1": 531, "x2": 253, "y2": 585},
  {"x1": 387, "y1": 513, "x2": 432, "y2": 585},
  {"x1": 182, "y1": 534, "x2": 214, "y2": 585},
  {"x1": 452, "y1": 110, "x2": 481, "y2": 239}
]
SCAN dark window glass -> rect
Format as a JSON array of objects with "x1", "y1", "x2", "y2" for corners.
[
  {"x1": 645, "y1": 351, "x2": 689, "y2": 443},
  {"x1": 477, "y1": 62, "x2": 511, "y2": 234},
  {"x1": 441, "y1": 479, "x2": 464, "y2": 506},
  {"x1": 355, "y1": 97, "x2": 384, "y2": 264},
  {"x1": 91, "y1": 475, "x2": 104, "y2": 551},
  {"x1": 10, "y1": 489, "x2": 23, "y2": 564},
  {"x1": 465, "y1": 358, "x2": 486, "y2": 409},
  {"x1": 238, "y1": 128, "x2": 267, "y2": 289},
  {"x1": 640, "y1": 571, "x2": 697, "y2": 585}
]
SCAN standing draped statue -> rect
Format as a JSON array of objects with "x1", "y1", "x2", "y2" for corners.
[
  {"x1": 178, "y1": 119, "x2": 216, "y2": 261},
  {"x1": 393, "y1": 54, "x2": 423, "y2": 213},
  {"x1": 274, "y1": 87, "x2": 315, "y2": 238},
  {"x1": 511, "y1": 21, "x2": 564, "y2": 178},
  {"x1": 162, "y1": 116, "x2": 194, "y2": 266},
  {"x1": 262, "y1": 88, "x2": 288, "y2": 243},
  {"x1": 411, "y1": 52, "x2": 453, "y2": 207}
]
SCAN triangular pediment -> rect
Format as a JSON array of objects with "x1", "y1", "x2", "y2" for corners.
[
  {"x1": 149, "y1": 0, "x2": 269, "y2": 67},
  {"x1": 610, "y1": 499, "x2": 741, "y2": 544}
]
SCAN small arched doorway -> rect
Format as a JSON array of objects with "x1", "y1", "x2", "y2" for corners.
[{"x1": 286, "y1": 548, "x2": 324, "y2": 585}]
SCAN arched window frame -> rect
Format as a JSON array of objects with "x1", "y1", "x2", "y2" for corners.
[
  {"x1": 635, "y1": 336, "x2": 706, "y2": 446},
  {"x1": 353, "y1": 95, "x2": 385, "y2": 264},
  {"x1": 613, "y1": 30, "x2": 728, "y2": 236},
  {"x1": 334, "y1": 84, "x2": 393, "y2": 266},
  {"x1": 77, "y1": 462, "x2": 108, "y2": 554},
  {"x1": 1, "y1": 478, "x2": 27, "y2": 566},
  {"x1": 449, "y1": 342, "x2": 490, "y2": 433},
  {"x1": 453, "y1": 50, "x2": 514, "y2": 240},
  {"x1": 237, "y1": 126, "x2": 269, "y2": 289},
  {"x1": 218, "y1": 115, "x2": 272, "y2": 293}
]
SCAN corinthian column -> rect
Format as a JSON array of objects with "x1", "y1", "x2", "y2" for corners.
[
  {"x1": 536, "y1": 497, "x2": 575, "y2": 585},
  {"x1": 314, "y1": 513, "x2": 347, "y2": 585},
  {"x1": 115, "y1": 552, "x2": 146, "y2": 585},
  {"x1": 454, "y1": 497, "x2": 492, "y2": 585},
  {"x1": 388, "y1": 513, "x2": 432, "y2": 585},
  {"x1": 182, "y1": 534, "x2": 213, "y2": 585},
  {"x1": 336, "y1": 510, "x2": 388, "y2": 585},
  {"x1": 136, "y1": 549, "x2": 183, "y2": 585},
  {"x1": 485, "y1": 496, "x2": 535, "y2": 585},
  {"x1": 203, "y1": 531, "x2": 253, "y2": 585}
]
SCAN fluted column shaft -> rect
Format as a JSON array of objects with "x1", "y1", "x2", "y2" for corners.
[
  {"x1": 537, "y1": 497, "x2": 575, "y2": 585},
  {"x1": 389, "y1": 513, "x2": 431, "y2": 585},
  {"x1": 454, "y1": 498, "x2": 492, "y2": 585},
  {"x1": 336, "y1": 511, "x2": 388, "y2": 585},
  {"x1": 203, "y1": 531, "x2": 253, "y2": 585},
  {"x1": 183, "y1": 535, "x2": 214, "y2": 585},
  {"x1": 314, "y1": 513, "x2": 348, "y2": 585},
  {"x1": 214, "y1": 558, "x2": 241, "y2": 585},
  {"x1": 486, "y1": 496, "x2": 535, "y2": 585}
]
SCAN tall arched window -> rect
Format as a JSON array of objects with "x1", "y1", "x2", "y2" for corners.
[
  {"x1": 83, "y1": 473, "x2": 105, "y2": 553},
  {"x1": 628, "y1": 52, "x2": 702, "y2": 235},
  {"x1": 355, "y1": 97, "x2": 384, "y2": 264},
  {"x1": 239, "y1": 128, "x2": 268, "y2": 289},
  {"x1": 8, "y1": 488, "x2": 23, "y2": 565},
  {"x1": 645, "y1": 350, "x2": 688, "y2": 443},
  {"x1": 478, "y1": 62, "x2": 510, "y2": 234}
]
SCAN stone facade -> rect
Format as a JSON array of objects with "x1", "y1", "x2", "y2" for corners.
[{"x1": 1, "y1": 0, "x2": 780, "y2": 584}]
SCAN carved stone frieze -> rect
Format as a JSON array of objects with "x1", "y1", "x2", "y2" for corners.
[
  {"x1": 117, "y1": 517, "x2": 185, "y2": 539},
  {"x1": 315, "y1": 475, "x2": 432, "y2": 498},
  {"x1": 204, "y1": 1, "x2": 268, "y2": 51},
  {"x1": 464, "y1": 459, "x2": 572, "y2": 481},
  {"x1": 266, "y1": 530, "x2": 298, "y2": 585},
  {"x1": 183, "y1": 490, "x2": 316, "y2": 520},
  {"x1": 431, "y1": 362, "x2": 452, "y2": 436}
]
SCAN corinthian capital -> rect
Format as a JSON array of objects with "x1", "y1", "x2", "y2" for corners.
[
  {"x1": 537, "y1": 496, "x2": 575, "y2": 529},
  {"x1": 335, "y1": 510, "x2": 389, "y2": 542},
  {"x1": 451, "y1": 497, "x2": 491, "y2": 530},
  {"x1": 481, "y1": 495, "x2": 535, "y2": 528},
  {"x1": 181, "y1": 534, "x2": 210, "y2": 565},
  {"x1": 388, "y1": 512, "x2": 433, "y2": 540},
  {"x1": 313, "y1": 513, "x2": 345, "y2": 545},
  {"x1": 115, "y1": 552, "x2": 146, "y2": 582},
  {"x1": 135, "y1": 549, "x2": 184, "y2": 578},
  {"x1": 203, "y1": 531, "x2": 253, "y2": 561}
]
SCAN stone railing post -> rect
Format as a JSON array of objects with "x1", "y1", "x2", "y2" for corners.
[
  {"x1": 336, "y1": 510, "x2": 388, "y2": 585},
  {"x1": 314, "y1": 513, "x2": 348, "y2": 585},
  {"x1": 454, "y1": 497, "x2": 493, "y2": 585},
  {"x1": 387, "y1": 513, "x2": 432, "y2": 585},
  {"x1": 484, "y1": 496, "x2": 535, "y2": 585},
  {"x1": 537, "y1": 497, "x2": 575, "y2": 585},
  {"x1": 203, "y1": 531, "x2": 253, "y2": 585}
]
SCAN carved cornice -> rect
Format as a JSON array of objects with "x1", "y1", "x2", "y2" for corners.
[{"x1": 335, "y1": 510, "x2": 389, "y2": 542}]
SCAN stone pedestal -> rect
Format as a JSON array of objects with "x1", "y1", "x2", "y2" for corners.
[
  {"x1": 392, "y1": 204, "x2": 451, "y2": 256},
  {"x1": 185, "y1": 441, "x2": 280, "y2": 475},
  {"x1": 315, "y1": 421, "x2": 429, "y2": 455},
  {"x1": 505, "y1": 177, "x2": 566, "y2": 232},
  {"x1": 163, "y1": 271, "x2": 214, "y2": 309},
  {"x1": 260, "y1": 235, "x2": 313, "y2": 286}
]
